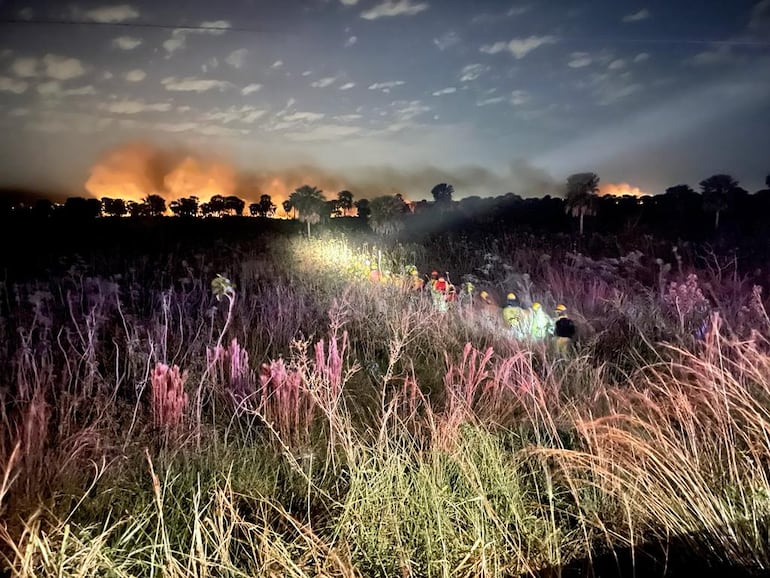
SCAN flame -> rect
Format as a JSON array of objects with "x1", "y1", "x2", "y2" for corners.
[
  {"x1": 599, "y1": 183, "x2": 648, "y2": 198},
  {"x1": 163, "y1": 157, "x2": 236, "y2": 199},
  {"x1": 84, "y1": 142, "x2": 160, "y2": 201}
]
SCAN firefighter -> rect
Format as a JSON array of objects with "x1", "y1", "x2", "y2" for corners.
[
  {"x1": 431, "y1": 275, "x2": 450, "y2": 311},
  {"x1": 408, "y1": 266, "x2": 424, "y2": 291},
  {"x1": 553, "y1": 304, "x2": 577, "y2": 355},
  {"x1": 528, "y1": 302, "x2": 553, "y2": 341},
  {"x1": 428, "y1": 270, "x2": 440, "y2": 290},
  {"x1": 478, "y1": 290, "x2": 499, "y2": 326},
  {"x1": 502, "y1": 292, "x2": 526, "y2": 338},
  {"x1": 369, "y1": 262, "x2": 382, "y2": 283}
]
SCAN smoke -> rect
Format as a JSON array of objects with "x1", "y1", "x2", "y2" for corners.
[
  {"x1": 599, "y1": 182, "x2": 648, "y2": 197},
  {"x1": 84, "y1": 141, "x2": 563, "y2": 204}
]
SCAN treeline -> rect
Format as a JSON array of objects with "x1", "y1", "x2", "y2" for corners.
[{"x1": 2, "y1": 173, "x2": 770, "y2": 241}]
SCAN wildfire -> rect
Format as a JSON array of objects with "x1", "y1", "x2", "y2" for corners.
[{"x1": 599, "y1": 183, "x2": 648, "y2": 198}]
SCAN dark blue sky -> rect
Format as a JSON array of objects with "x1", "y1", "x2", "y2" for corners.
[{"x1": 0, "y1": 0, "x2": 768, "y2": 200}]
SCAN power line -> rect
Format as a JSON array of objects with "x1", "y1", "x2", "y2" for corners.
[
  {"x1": 1, "y1": 16, "x2": 769, "y2": 47},
  {"x1": 0, "y1": 17, "x2": 270, "y2": 34}
]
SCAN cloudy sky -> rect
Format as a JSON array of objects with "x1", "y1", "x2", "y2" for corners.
[{"x1": 0, "y1": 0, "x2": 769, "y2": 200}]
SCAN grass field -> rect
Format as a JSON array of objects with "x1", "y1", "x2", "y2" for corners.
[{"x1": 2, "y1": 226, "x2": 770, "y2": 577}]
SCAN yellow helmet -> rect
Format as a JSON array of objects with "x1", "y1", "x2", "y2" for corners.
[
  {"x1": 532, "y1": 302, "x2": 541, "y2": 310},
  {"x1": 480, "y1": 290, "x2": 489, "y2": 299},
  {"x1": 555, "y1": 304, "x2": 567, "y2": 312},
  {"x1": 506, "y1": 292, "x2": 516, "y2": 300}
]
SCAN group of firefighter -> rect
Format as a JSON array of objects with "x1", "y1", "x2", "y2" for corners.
[{"x1": 393, "y1": 265, "x2": 579, "y2": 355}]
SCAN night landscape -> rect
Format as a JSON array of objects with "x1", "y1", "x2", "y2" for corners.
[{"x1": 2, "y1": 0, "x2": 770, "y2": 576}]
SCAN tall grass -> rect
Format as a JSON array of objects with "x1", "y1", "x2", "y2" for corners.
[{"x1": 1, "y1": 233, "x2": 770, "y2": 576}]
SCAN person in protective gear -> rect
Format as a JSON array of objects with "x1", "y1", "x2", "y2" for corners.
[
  {"x1": 553, "y1": 304, "x2": 577, "y2": 355},
  {"x1": 369, "y1": 262, "x2": 382, "y2": 283},
  {"x1": 431, "y1": 275, "x2": 451, "y2": 311},
  {"x1": 477, "y1": 290, "x2": 499, "y2": 326},
  {"x1": 528, "y1": 302, "x2": 553, "y2": 341},
  {"x1": 429, "y1": 270, "x2": 440, "y2": 289},
  {"x1": 502, "y1": 292, "x2": 526, "y2": 338},
  {"x1": 407, "y1": 266, "x2": 424, "y2": 291}
]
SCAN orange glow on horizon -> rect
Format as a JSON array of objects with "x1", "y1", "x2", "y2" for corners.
[{"x1": 599, "y1": 183, "x2": 648, "y2": 198}]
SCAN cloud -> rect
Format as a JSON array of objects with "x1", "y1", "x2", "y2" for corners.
[
  {"x1": 163, "y1": 21, "x2": 231, "y2": 57},
  {"x1": 622, "y1": 8, "x2": 650, "y2": 22},
  {"x1": 102, "y1": 100, "x2": 172, "y2": 114},
  {"x1": 391, "y1": 99, "x2": 430, "y2": 123},
  {"x1": 125, "y1": 69, "x2": 146, "y2": 82},
  {"x1": 163, "y1": 32, "x2": 186, "y2": 55},
  {"x1": 369, "y1": 80, "x2": 405, "y2": 92},
  {"x1": 339, "y1": 82, "x2": 356, "y2": 90},
  {"x1": 311, "y1": 76, "x2": 337, "y2": 88},
  {"x1": 361, "y1": 0, "x2": 429, "y2": 20},
  {"x1": 11, "y1": 57, "x2": 38, "y2": 78},
  {"x1": 225, "y1": 49, "x2": 248, "y2": 69},
  {"x1": 608, "y1": 59, "x2": 626, "y2": 70},
  {"x1": 686, "y1": 44, "x2": 738, "y2": 66},
  {"x1": 432, "y1": 87, "x2": 456, "y2": 96},
  {"x1": 339, "y1": 0, "x2": 359, "y2": 4},
  {"x1": 36, "y1": 81, "x2": 97, "y2": 97},
  {"x1": 113, "y1": 36, "x2": 142, "y2": 50},
  {"x1": 568, "y1": 52, "x2": 592, "y2": 68},
  {"x1": 282, "y1": 112, "x2": 326, "y2": 123},
  {"x1": 0, "y1": 76, "x2": 28, "y2": 94},
  {"x1": 459, "y1": 63, "x2": 489, "y2": 82},
  {"x1": 83, "y1": 4, "x2": 139, "y2": 23},
  {"x1": 242, "y1": 83, "x2": 262, "y2": 95},
  {"x1": 43, "y1": 54, "x2": 86, "y2": 80},
  {"x1": 597, "y1": 82, "x2": 643, "y2": 105},
  {"x1": 634, "y1": 52, "x2": 650, "y2": 63},
  {"x1": 750, "y1": 0, "x2": 770, "y2": 33},
  {"x1": 271, "y1": 60, "x2": 284, "y2": 69},
  {"x1": 345, "y1": 35, "x2": 358, "y2": 47},
  {"x1": 161, "y1": 76, "x2": 231, "y2": 92},
  {"x1": 285, "y1": 124, "x2": 363, "y2": 142},
  {"x1": 507, "y1": 4, "x2": 532, "y2": 17},
  {"x1": 433, "y1": 31, "x2": 460, "y2": 51},
  {"x1": 198, "y1": 21, "x2": 231, "y2": 34},
  {"x1": 510, "y1": 89, "x2": 529, "y2": 106},
  {"x1": 480, "y1": 35, "x2": 556, "y2": 59},
  {"x1": 203, "y1": 106, "x2": 266, "y2": 124},
  {"x1": 476, "y1": 96, "x2": 505, "y2": 106}
]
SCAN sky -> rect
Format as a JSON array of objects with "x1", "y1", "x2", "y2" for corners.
[{"x1": 0, "y1": 0, "x2": 769, "y2": 202}]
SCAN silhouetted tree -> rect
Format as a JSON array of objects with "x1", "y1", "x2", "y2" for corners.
[
  {"x1": 252, "y1": 194, "x2": 276, "y2": 217},
  {"x1": 700, "y1": 174, "x2": 739, "y2": 230},
  {"x1": 101, "y1": 197, "x2": 127, "y2": 217},
  {"x1": 145, "y1": 194, "x2": 166, "y2": 217},
  {"x1": 208, "y1": 195, "x2": 226, "y2": 216},
  {"x1": 355, "y1": 198, "x2": 371, "y2": 219},
  {"x1": 64, "y1": 197, "x2": 102, "y2": 219},
  {"x1": 126, "y1": 201, "x2": 148, "y2": 218},
  {"x1": 33, "y1": 199, "x2": 55, "y2": 218},
  {"x1": 326, "y1": 199, "x2": 342, "y2": 218},
  {"x1": 289, "y1": 185, "x2": 326, "y2": 236},
  {"x1": 337, "y1": 190, "x2": 354, "y2": 216},
  {"x1": 369, "y1": 195, "x2": 407, "y2": 236},
  {"x1": 565, "y1": 173, "x2": 599, "y2": 235},
  {"x1": 199, "y1": 202, "x2": 214, "y2": 217},
  {"x1": 431, "y1": 183, "x2": 454, "y2": 205},
  {"x1": 223, "y1": 195, "x2": 245, "y2": 216},
  {"x1": 170, "y1": 196, "x2": 199, "y2": 217},
  {"x1": 282, "y1": 199, "x2": 295, "y2": 219}
]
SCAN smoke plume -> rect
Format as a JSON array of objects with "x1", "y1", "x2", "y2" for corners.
[{"x1": 84, "y1": 142, "x2": 564, "y2": 205}]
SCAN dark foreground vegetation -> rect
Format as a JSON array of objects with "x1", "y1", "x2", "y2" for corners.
[{"x1": 2, "y1": 199, "x2": 770, "y2": 576}]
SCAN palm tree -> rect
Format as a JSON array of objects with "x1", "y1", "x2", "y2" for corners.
[
  {"x1": 700, "y1": 174, "x2": 739, "y2": 230},
  {"x1": 282, "y1": 199, "x2": 295, "y2": 219},
  {"x1": 565, "y1": 172, "x2": 599, "y2": 235},
  {"x1": 354, "y1": 198, "x2": 371, "y2": 219},
  {"x1": 431, "y1": 183, "x2": 454, "y2": 205},
  {"x1": 288, "y1": 185, "x2": 327, "y2": 236},
  {"x1": 337, "y1": 190, "x2": 354, "y2": 216},
  {"x1": 368, "y1": 195, "x2": 407, "y2": 236}
]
